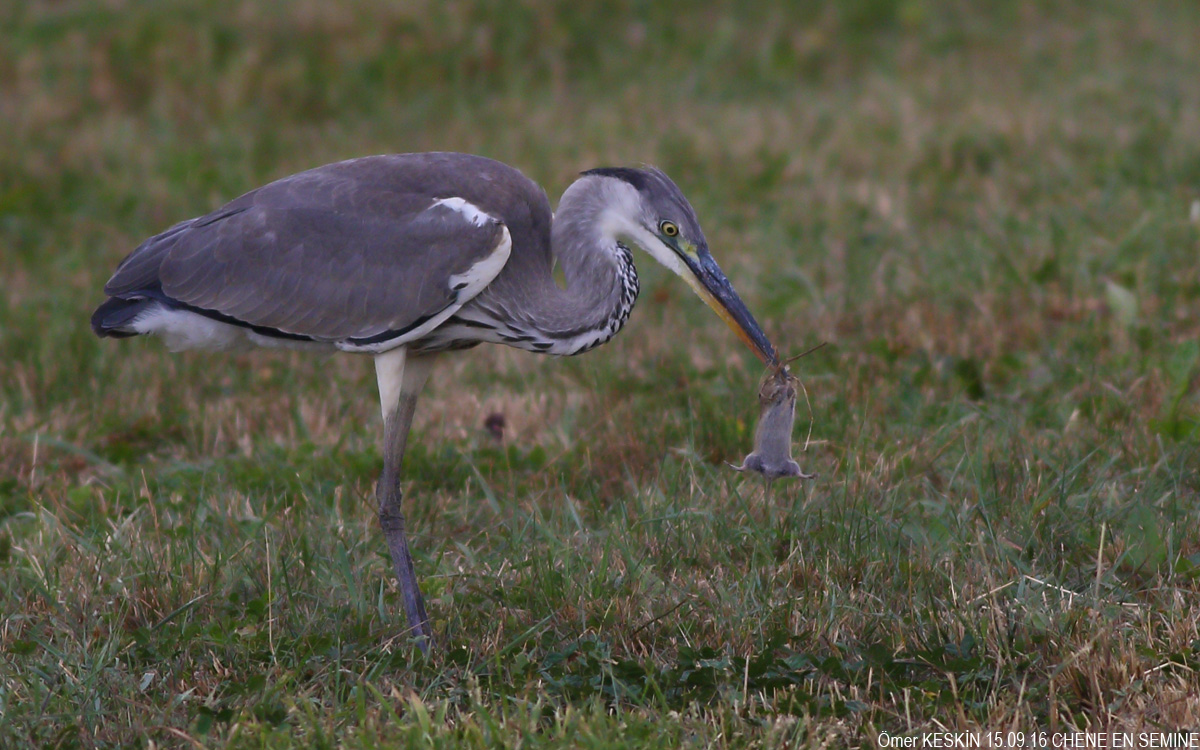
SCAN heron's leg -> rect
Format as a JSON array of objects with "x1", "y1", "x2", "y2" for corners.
[{"x1": 374, "y1": 347, "x2": 437, "y2": 652}]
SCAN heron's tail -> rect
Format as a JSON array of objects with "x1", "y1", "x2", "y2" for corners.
[{"x1": 91, "y1": 296, "x2": 152, "y2": 338}]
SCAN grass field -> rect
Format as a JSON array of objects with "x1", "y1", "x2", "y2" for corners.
[{"x1": 3, "y1": 0, "x2": 1200, "y2": 746}]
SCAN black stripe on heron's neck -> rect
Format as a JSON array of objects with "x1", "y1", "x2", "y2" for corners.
[{"x1": 581, "y1": 167, "x2": 651, "y2": 192}]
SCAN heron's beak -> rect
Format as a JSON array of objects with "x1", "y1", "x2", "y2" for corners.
[{"x1": 682, "y1": 251, "x2": 778, "y2": 365}]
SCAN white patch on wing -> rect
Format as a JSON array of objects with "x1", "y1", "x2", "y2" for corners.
[
  {"x1": 431, "y1": 197, "x2": 494, "y2": 227},
  {"x1": 337, "y1": 226, "x2": 512, "y2": 354},
  {"x1": 446, "y1": 225, "x2": 511, "y2": 298}
]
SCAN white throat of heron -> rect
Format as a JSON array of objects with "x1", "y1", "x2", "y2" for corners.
[
  {"x1": 597, "y1": 199, "x2": 767, "y2": 361},
  {"x1": 598, "y1": 207, "x2": 689, "y2": 279},
  {"x1": 599, "y1": 207, "x2": 721, "y2": 319}
]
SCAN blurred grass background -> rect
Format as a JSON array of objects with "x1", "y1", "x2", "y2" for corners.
[{"x1": 2, "y1": 0, "x2": 1200, "y2": 746}]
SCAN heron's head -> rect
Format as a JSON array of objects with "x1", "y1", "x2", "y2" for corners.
[{"x1": 579, "y1": 166, "x2": 778, "y2": 365}]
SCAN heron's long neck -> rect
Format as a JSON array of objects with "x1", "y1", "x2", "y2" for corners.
[
  {"x1": 525, "y1": 184, "x2": 640, "y2": 354},
  {"x1": 442, "y1": 177, "x2": 639, "y2": 356}
]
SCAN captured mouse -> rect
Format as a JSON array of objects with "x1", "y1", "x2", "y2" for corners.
[{"x1": 730, "y1": 366, "x2": 815, "y2": 481}]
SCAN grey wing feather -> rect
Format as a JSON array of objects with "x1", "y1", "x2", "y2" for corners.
[
  {"x1": 104, "y1": 160, "x2": 508, "y2": 341},
  {"x1": 104, "y1": 217, "x2": 203, "y2": 296}
]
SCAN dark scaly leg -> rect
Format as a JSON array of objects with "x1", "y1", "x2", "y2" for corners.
[{"x1": 373, "y1": 348, "x2": 436, "y2": 652}]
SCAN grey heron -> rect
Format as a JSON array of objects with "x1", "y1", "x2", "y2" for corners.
[{"x1": 91, "y1": 152, "x2": 778, "y2": 652}]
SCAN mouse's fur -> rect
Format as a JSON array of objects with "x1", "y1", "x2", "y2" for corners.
[{"x1": 730, "y1": 366, "x2": 815, "y2": 481}]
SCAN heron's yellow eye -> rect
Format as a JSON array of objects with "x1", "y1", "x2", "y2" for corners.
[{"x1": 660, "y1": 221, "x2": 679, "y2": 237}]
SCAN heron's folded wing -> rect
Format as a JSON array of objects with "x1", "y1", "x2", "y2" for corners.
[{"x1": 106, "y1": 190, "x2": 510, "y2": 342}]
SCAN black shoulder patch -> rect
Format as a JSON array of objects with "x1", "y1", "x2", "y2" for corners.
[{"x1": 581, "y1": 167, "x2": 652, "y2": 192}]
